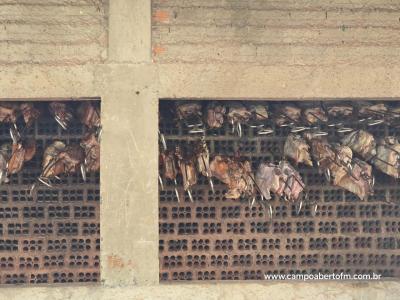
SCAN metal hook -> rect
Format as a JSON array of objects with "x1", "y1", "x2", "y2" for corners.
[
  {"x1": 296, "y1": 200, "x2": 303, "y2": 215},
  {"x1": 268, "y1": 204, "x2": 273, "y2": 220},
  {"x1": 96, "y1": 126, "x2": 103, "y2": 143},
  {"x1": 324, "y1": 169, "x2": 331, "y2": 182},
  {"x1": 248, "y1": 173, "x2": 265, "y2": 203},
  {"x1": 237, "y1": 122, "x2": 242, "y2": 137},
  {"x1": 256, "y1": 194, "x2": 272, "y2": 221},
  {"x1": 9, "y1": 126, "x2": 20, "y2": 144},
  {"x1": 38, "y1": 177, "x2": 53, "y2": 188},
  {"x1": 291, "y1": 126, "x2": 309, "y2": 133},
  {"x1": 158, "y1": 174, "x2": 164, "y2": 191},
  {"x1": 367, "y1": 119, "x2": 384, "y2": 126},
  {"x1": 337, "y1": 127, "x2": 353, "y2": 133},
  {"x1": 186, "y1": 115, "x2": 206, "y2": 134},
  {"x1": 257, "y1": 127, "x2": 274, "y2": 135},
  {"x1": 200, "y1": 153, "x2": 214, "y2": 193},
  {"x1": 54, "y1": 115, "x2": 68, "y2": 130},
  {"x1": 189, "y1": 127, "x2": 205, "y2": 134},
  {"x1": 231, "y1": 119, "x2": 235, "y2": 134},
  {"x1": 248, "y1": 122, "x2": 264, "y2": 129},
  {"x1": 187, "y1": 189, "x2": 194, "y2": 203},
  {"x1": 328, "y1": 122, "x2": 343, "y2": 127},
  {"x1": 80, "y1": 164, "x2": 87, "y2": 182},
  {"x1": 250, "y1": 197, "x2": 256, "y2": 208},
  {"x1": 174, "y1": 179, "x2": 180, "y2": 202},
  {"x1": 313, "y1": 131, "x2": 329, "y2": 137},
  {"x1": 158, "y1": 130, "x2": 167, "y2": 151},
  {"x1": 313, "y1": 203, "x2": 318, "y2": 215},
  {"x1": 208, "y1": 177, "x2": 215, "y2": 194},
  {"x1": 29, "y1": 182, "x2": 37, "y2": 197},
  {"x1": 185, "y1": 114, "x2": 203, "y2": 129}
]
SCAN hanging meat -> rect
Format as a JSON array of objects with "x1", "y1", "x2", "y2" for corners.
[
  {"x1": 160, "y1": 149, "x2": 180, "y2": 201},
  {"x1": 328, "y1": 144, "x2": 354, "y2": 186},
  {"x1": 332, "y1": 144, "x2": 353, "y2": 167},
  {"x1": 306, "y1": 134, "x2": 335, "y2": 170},
  {"x1": 160, "y1": 150, "x2": 178, "y2": 181},
  {"x1": 39, "y1": 141, "x2": 86, "y2": 186},
  {"x1": 326, "y1": 105, "x2": 353, "y2": 117},
  {"x1": 284, "y1": 134, "x2": 313, "y2": 166},
  {"x1": 175, "y1": 146, "x2": 197, "y2": 202},
  {"x1": 358, "y1": 103, "x2": 388, "y2": 126},
  {"x1": 0, "y1": 103, "x2": 18, "y2": 124},
  {"x1": 20, "y1": 103, "x2": 40, "y2": 127},
  {"x1": 279, "y1": 161, "x2": 305, "y2": 202},
  {"x1": 209, "y1": 155, "x2": 254, "y2": 200},
  {"x1": 388, "y1": 106, "x2": 400, "y2": 121},
  {"x1": 205, "y1": 102, "x2": 226, "y2": 129},
  {"x1": 306, "y1": 134, "x2": 348, "y2": 182},
  {"x1": 175, "y1": 102, "x2": 203, "y2": 133},
  {"x1": 358, "y1": 103, "x2": 387, "y2": 118},
  {"x1": 255, "y1": 161, "x2": 304, "y2": 202},
  {"x1": 255, "y1": 163, "x2": 281, "y2": 200},
  {"x1": 249, "y1": 104, "x2": 268, "y2": 121},
  {"x1": 176, "y1": 102, "x2": 202, "y2": 120},
  {"x1": 80, "y1": 132, "x2": 100, "y2": 173},
  {"x1": 341, "y1": 130, "x2": 376, "y2": 160},
  {"x1": 275, "y1": 105, "x2": 301, "y2": 126},
  {"x1": 303, "y1": 107, "x2": 328, "y2": 125},
  {"x1": 306, "y1": 133, "x2": 373, "y2": 200},
  {"x1": 322, "y1": 103, "x2": 354, "y2": 133},
  {"x1": 77, "y1": 102, "x2": 101, "y2": 129},
  {"x1": 58, "y1": 144, "x2": 86, "y2": 176},
  {"x1": 373, "y1": 136, "x2": 400, "y2": 178},
  {"x1": 335, "y1": 158, "x2": 374, "y2": 200},
  {"x1": 0, "y1": 143, "x2": 11, "y2": 184},
  {"x1": 7, "y1": 139, "x2": 36, "y2": 174},
  {"x1": 49, "y1": 102, "x2": 73, "y2": 130},
  {"x1": 227, "y1": 103, "x2": 252, "y2": 136},
  {"x1": 248, "y1": 104, "x2": 273, "y2": 135},
  {"x1": 40, "y1": 141, "x2": 67, "y2": 183},
  {"x1": 227, "y1": 103, "x2": 251, "y2": 124},
  {"x1": 194, "y1": 139, "x2": 214, "y2": 192}
]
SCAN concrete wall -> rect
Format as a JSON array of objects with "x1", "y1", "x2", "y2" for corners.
[
  {"x1": 0, "y1": 0, "x2": 400, "y2": 299},
  {"x1": 152, "y1": 0, "x2": 400, "y2": 67},
  {"x1": 0, "y1": 0, "x2": 108, "y2": 65}
]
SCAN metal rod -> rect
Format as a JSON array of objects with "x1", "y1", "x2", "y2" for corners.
[
  {"x1": 158, "y1": 174, "x2": 164, "y2": 190},
  {"x1": 174, "y1": 179, "x2": 180, "y2": 202}
]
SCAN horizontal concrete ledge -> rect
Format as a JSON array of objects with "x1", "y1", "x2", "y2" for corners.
[
  {"x1": 157, "y1": 63, "x2": 400, "y2": 99},
  {"x1": 2, "y1": 63, "x2": 400, "y2": 100},
  {"x1": 1, "y1": 281, "x2": 400, "y2": 300},
  {"x1": 161, "y1": 97, "x2": 400, "y2": 101}
]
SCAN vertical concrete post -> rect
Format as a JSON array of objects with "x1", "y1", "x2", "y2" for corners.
[{"x1": 100, "y1": 0, "x2": 158, "y2": 286}]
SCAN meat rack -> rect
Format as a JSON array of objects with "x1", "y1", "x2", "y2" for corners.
[
  {"x1": 0, "y1": 101, "x2": 100, "y2": 285},
  {"x1": 159, "y1": 100, "x2": 400, "y2": 281}
]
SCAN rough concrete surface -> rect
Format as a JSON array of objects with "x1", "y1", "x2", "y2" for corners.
[
  {"x1": 0, "y1": 0, "x2": 400, "y2": 299},
  {"x1": 2, "y1": 281, "x2": 400, "y2": 300},
  {"x1": 0, "y1": 0, "x2": 108, "y2": 65},
  {"x1": 152, "y1": 0, "x2": 400, "y2": 66}
]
